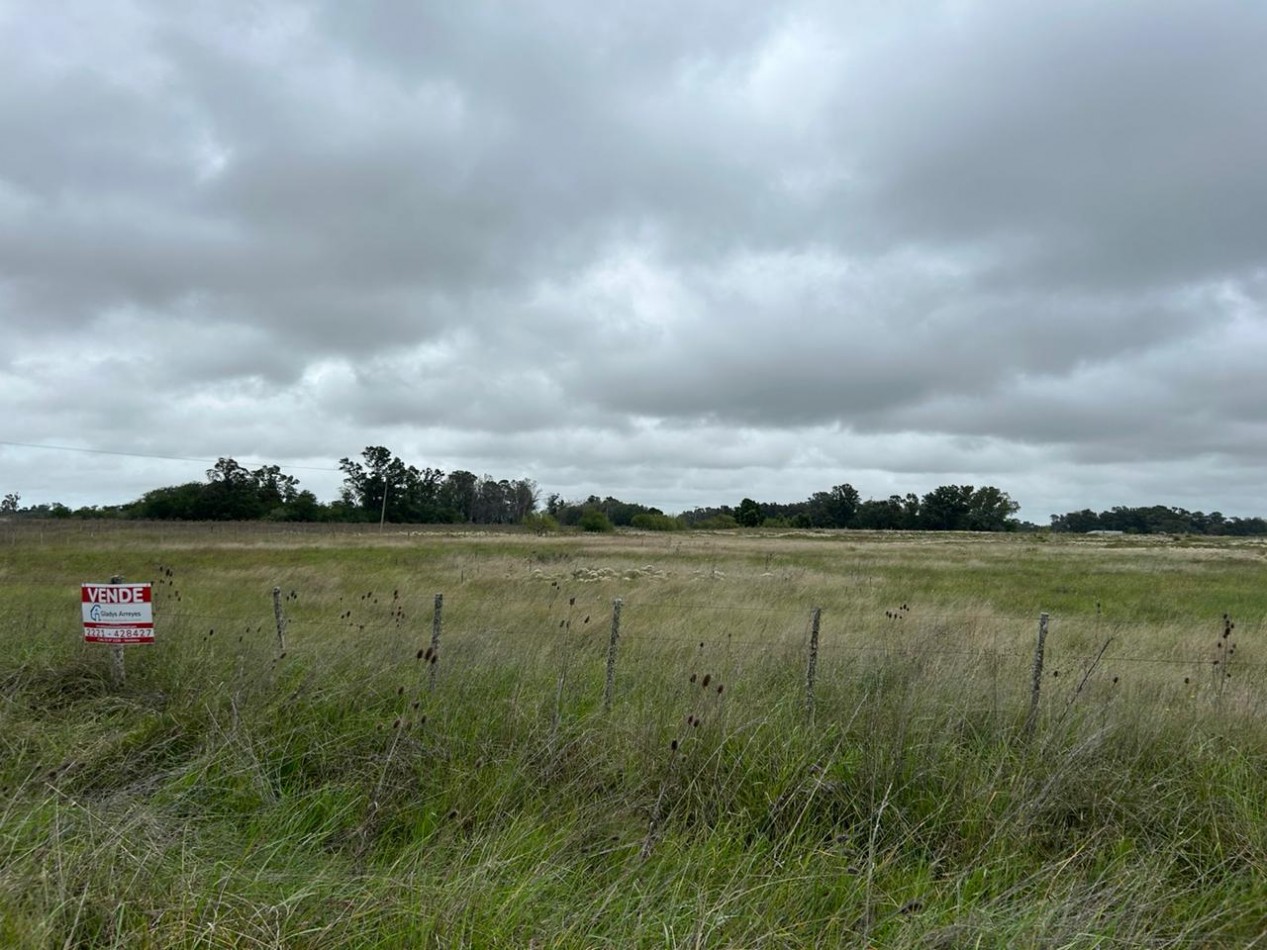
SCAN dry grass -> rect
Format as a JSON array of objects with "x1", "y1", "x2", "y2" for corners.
[{"x1": 2, "y1": 521, "x2": 1266, "y2": 946}]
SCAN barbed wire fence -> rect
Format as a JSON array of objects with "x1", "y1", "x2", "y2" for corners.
[{"x1": 98, "y1": 578, "x2": 1265, "y2": 733}]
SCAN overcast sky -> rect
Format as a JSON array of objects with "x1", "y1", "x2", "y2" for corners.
[{"x1": 3, "y1": 1, "x2": 1265, "y2": 521}]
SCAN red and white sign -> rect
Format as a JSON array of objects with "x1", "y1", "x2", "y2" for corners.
[{"x1": 82, "y1": 583, "x2": 154, "y2": 644}]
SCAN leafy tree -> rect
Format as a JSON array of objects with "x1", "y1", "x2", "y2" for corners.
[
  {"x1": 550, "y1": 494, "x2": 655, "y2": 529},
  {"x1": 806, "y1": 484, "x2": 860, "y2": 528},
  {"x1": 508, "y1": 478, "x2": 539, "y2": 523},
  {"x1": 339, "y1": 447, "x2": 445, "y2": 523},
  {"x1": 1051, "y1": 509, "x2": 1101, "y2": 533},
  {"x1": 963, "y1": 486, "x2": 1020, "y2": 532},
  {"x1": 919, "y1": 484, "x2": 976, "y2": 531},
  {"x1": 252, "y1": 465, "x2": 300, "y2": 507},
  {"x1": 736, "y1": 498, "x2": 764, "y2": 527},
  {"x1": 1, "y1": 492, "x2": 19, "y2": 514},
  {"x1": 134, "y1": 483, "x2": 207, "y2": 520},
  {"x1": 439, "y1": 470, "x2": 478, "y2": 522},
  {"x1": 203, "y1": 457, "x2": 267, "y2": 520}
]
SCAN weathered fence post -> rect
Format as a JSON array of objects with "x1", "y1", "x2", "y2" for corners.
[
  {"x1": 272, "y1": 587, "x2": 287, "y2": 654},
  {"x1": 604, "y1": 597, "x2": 623, "y2": 711},
  {"x1": 806, "y1": 606, "x2": 821, "y2": 720},
  {"x1": 428, "y1": 593, "x2": 443, "y2": 691},
  {"x1": 109, "y1": 574, "x2": 125, "y2": 686},
  {"x1": 1024, "y1": 612, "x2": 1049, "y2": 738}
]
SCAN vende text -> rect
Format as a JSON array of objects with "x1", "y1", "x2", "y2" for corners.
[{"x1": 82, "y1": 585, "x2": 151, "y2": 604}]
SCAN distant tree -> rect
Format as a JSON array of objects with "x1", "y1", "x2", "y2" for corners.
[
  {"x1": 549, "y1": 494, "x2": 657, "y2": 529},
  {"x1": 134, "y1": 483, "x2": 206, "y2": 520},
  {"x1": 339, "y1": 446, "x2": 445, "y2": 523},
  {"x1": 252, "y1": 464, "x2": 300, "y2": 508},
  {"x1": 919, "y1": 484, "x2": 976, "y2": 531},
  {"x1": 473, "y1": 477, "x2": 509, "y2": 523},
  {"x1": 854, "y1": 495, "x2": 910, "y2": 530},
  {"x1": 509, "y1": 478, "x2": 539, "y2": 523},
  {"x1": 579, "y1": 508, "x2": 614, "y2": 532},
  {"x1": 679, "y1": 505, "x2": 735, "y2": 528},
  {"x1": 272, "y1": 491, "x2": 324, "y2": 521},
  {"x1": 806, "y1": 484, "x2": 860, "y2": 528},
  {"x1": 522, "y1": 512, "x2": 559, "y2": 534},
  {"x1": 963, "y1": 486, "x2": 1021, "y2": 532},
  {"x1": 1051, "y1": 509, "x2": 1101, "y2": 533},
  {"x1": 736, "y1": 498, "x2": 764, "y2": 527},
  {"x1": 689, "y1": 513, "x2": 739, "y2": 530},
  {"x1": 439, "y1": 470, "x2": 478, "y2": 522},
  {"x1": 631, "y1": 512, "x2": 682, "y2": 531},
  {"x1": 203, "y1": 457, "x2": 267, "y2": 520}
]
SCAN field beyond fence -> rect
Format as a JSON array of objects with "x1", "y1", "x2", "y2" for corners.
[{"x1": 2, "y1": 521, "x2": 1266, "y2": 947}]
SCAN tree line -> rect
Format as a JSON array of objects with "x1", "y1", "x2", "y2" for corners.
[
  {"x1": 6, "y1": 449, "x2": 1264, "y2": 535},
  {"x1": 1049, "y1": 506, "x2": 1267, "y2": 536},
  {"x1": 2, "y1": 450, "x2": 1023, "y2": 533},
  {"x1": 2, "y1": 448, "x2": 540, "y2": 526},
  {"x1": 678, "y1": 483, "x2": 1021, "y2": 532}
]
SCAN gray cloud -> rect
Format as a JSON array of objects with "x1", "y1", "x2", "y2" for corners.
[{"x1": 2, "y1": 0, "x2": 1265, "y2": 520}]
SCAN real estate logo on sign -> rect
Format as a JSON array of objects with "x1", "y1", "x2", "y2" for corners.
[{"x1": 82, "y1": 583, "x2": 154, "y2": 644}]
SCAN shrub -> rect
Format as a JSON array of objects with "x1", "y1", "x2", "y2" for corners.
[
  {"x1": 630, "y1": 513, "x2": 682, "y2": 532},
  {"x1": 689, "y1": 514, "x2": 738, "y2": 530},
  {"x1": 579, "y1": 509, "x2": 615, "y2": 533},
  {"x1": 522, "y1": 512, "x2": 560, "y2": 534}
]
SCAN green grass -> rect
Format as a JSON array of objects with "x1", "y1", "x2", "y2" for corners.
[{"x1": 2, "y1": 522, "x2": 1266, "y2": 946}]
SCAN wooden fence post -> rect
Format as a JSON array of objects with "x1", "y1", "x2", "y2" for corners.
[
  {"x1": 272, "y1": 587, "x2": 287, "y2": 654},
  {"x1": 1024, "y1": 612, "x2": 1049, "y2": 738},
  {"x1": 428, "y1": 593, "x2": 443, "y2": 691},
  {"x1": 806, "y1": 607, "x2": 821, "y2": 720},
  {"x1": 604, "y1": 598, "x2": 623, "y2": 711},
  {"x1": 109, "y1": 574, "x2": 125, "y2": 686}
]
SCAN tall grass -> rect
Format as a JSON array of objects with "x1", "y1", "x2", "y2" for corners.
[{"x1": 1, "y1": 522, "x2": 1265, "y2": 946}]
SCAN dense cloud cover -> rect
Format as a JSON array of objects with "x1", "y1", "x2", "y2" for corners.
[{"x1": 2, "y1": 1, "x2": 1265, "y2": 519}]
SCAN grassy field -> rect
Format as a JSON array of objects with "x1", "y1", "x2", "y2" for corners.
[{"x1": 2, "y1": 521, "x2": 1266, "y2": 947}]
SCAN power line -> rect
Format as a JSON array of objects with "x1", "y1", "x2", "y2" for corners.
[{"x1": 0, "y1": 440, "x2": 341, "y2": 473}]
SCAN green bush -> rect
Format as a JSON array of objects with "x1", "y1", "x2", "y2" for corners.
[
  {"x1": 578, "y1": 509, "x2": 614, "y2": 532},
  {"x1": 630, "y1": 513, "x2": 682, "y2": 531},
  {"x1": 522, "y1": 512, "x2": 560, "y2": 534},
  {"x1": 689, "y1": 514, "x2": 738, "y2": 530}
]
